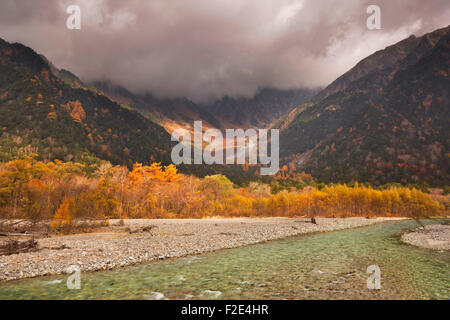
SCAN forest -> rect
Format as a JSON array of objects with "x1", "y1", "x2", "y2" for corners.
[{"x1": 0, "y1": 155, "x2": 445, "y2": 233}]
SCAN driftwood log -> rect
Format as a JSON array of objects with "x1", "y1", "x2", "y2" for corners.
[
  {"x1": 0, "y1": 239, "x2": 39, "y2": 256},
  {"x1": 0, "y1": 232, "x2": 42, "y2": 237}
]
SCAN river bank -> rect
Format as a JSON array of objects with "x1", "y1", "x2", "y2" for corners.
[
  {"x1": 401, "y1": 224, "x2": 450, "y2": 251},
  {"x1": 0, "y1": 217, "x2": 403, "y2": 282}
]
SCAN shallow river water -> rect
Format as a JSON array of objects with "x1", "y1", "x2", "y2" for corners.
[{"x1": 0, "y1": 219, "x2": 448, "y2": 299}]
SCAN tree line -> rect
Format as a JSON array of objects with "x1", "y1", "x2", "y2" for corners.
[{"x1": 0, "y1": 156, "x2": 444, "y2": 233}]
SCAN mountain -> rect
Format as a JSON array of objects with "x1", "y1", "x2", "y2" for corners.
[
  {"x1": 201, "y1": 88, "x2": 316, "y2": 128},
  {"x1": 92, "y1": 81, "x2": 224, "y2": 133},
  {"x1": 0, "y1": 38, "x2": 173, "y2": 165},
  {"x1": 94, "y1": 82, "x2": 316, "y2": 132},
  {"x1": 277, "y1": 25, "x2": 450, "y2": 186}
]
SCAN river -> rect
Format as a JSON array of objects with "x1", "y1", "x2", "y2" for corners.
[{"x1": 0, "y1": 219, "x2": 448, "y2": 299}]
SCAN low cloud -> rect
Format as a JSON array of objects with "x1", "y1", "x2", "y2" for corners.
[{"x1": 1, "y1": 0, "x2": 449, "y2": 102}]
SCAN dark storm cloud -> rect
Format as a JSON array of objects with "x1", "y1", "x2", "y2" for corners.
[{"x1": 0, "y1": 0, "x2": 449, "y2": 102}]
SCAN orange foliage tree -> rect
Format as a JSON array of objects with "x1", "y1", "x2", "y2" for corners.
[{"x1": 0, "y1": 156, "x2": 444, "y2": 233}]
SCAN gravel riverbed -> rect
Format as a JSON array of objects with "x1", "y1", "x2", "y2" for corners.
[
  {"x1": 401, "y1": 224, "x2": 450, "y2": 251},
  {"x1": 0, "y1": 217, "x2": 401, "y2": 282}
]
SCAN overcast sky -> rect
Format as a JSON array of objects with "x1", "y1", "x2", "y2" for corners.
[{"x1": 0, "y1": 0, "x2": 449, "y2": 102}]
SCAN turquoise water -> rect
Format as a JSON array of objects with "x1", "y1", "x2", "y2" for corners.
[{"x1": 0, "y1": 220, "x2": 449, "y2": 300}]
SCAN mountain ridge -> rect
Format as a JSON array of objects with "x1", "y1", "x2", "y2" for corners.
[
  {"x1": 93, "y1": 81, "x2": 317, "y2": 133},
  {"x1": 277, "y1": 25, "x2": 450, "y2": 185},
  {"x1": 0, "y1": 37, "x2": 173, "y2": 165}
]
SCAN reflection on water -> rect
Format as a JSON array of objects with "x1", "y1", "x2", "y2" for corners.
[{"x1": 0, "y1": 220, "x2": 449, "y2": 300}]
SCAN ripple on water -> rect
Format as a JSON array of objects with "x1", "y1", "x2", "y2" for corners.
[
  {"x1": 143, "y1": 292, "x2": 165, "y2": 300},
  {"x1": 201, "y1": 290, "x2": 222, "y2": 299}
]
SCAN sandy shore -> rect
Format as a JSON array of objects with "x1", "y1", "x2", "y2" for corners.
[
  {"x1": 0, "y1": 217, "x2": 401, "y2": 282},
  {"x1": 401, "y1": 224, "x2": 450, "y2": 251}
]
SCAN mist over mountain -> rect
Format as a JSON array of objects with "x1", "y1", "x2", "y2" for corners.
[
  {"x1": 1, "y1": 0, "x2": 449, "y2": 103},
  {"x1": 93, "y1": 80, "x2": 317, "y2": 132}
]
